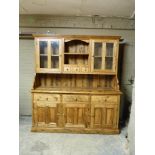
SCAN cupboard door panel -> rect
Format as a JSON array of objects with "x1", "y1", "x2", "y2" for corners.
[
  {"x1": 91, "y1": 104, "x2": 118, "y2": 129},
  {"x1": 66, "y1": 108, "x2": 74, "y2": 124},
  {"x1": 104, "y1": 105, "x2": 117, "y2": 128},
  {"x1": 106, "y1": 108, "x2": 114, "y2": 126},
  {"x1": 50, "y1": 39, "x2": 62, "y2": 71},
  {"x1": 105, "y1": 43, "x2": 114, "y2": 70},
  {"x1": 37, "y1": 107, "x2": 46, "y2": 126},
  {"x1": 77, "y1": 108, "x2": 84, "y2": 124},
  {"x1": 38, "y1": 40, "x2": 48, "y2": 69},
  {"x1": 64, "y1": 103, "x2": 90, "y2": 128},
  {"x1": 46, "y1": 107, "x2": 57, "y2": 127},
  {"x1": 94, "y1": 108, "x2": 102, "y2": 128}
]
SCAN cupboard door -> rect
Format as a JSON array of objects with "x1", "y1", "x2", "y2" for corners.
[
  {"x1": 93, "y1": 42, "x2": 104, "y2": 70},
  {"x1": 64, "y1": 103, "x2": 90, "y2": 128},
  {"x1": 91, "y1": 40, "x2": 117, "y2": 73},
  {"x1": 91, "y1": 103, "x2": 118, "y2": 129},
  {"x1": 49, "y1": 39, "x2": 62, "y2": 72},
  {"x1": 39, "y1": 40, "x2": 48, "y2": 69},
  {"x1": 35, "y1": 102, "x2": 47, "y2": 127},
  {"x1": 36, "y1": 38, "x2": 62, "y2": 72},
  {"x1": 105, "y1": 43, "x2": 114, "y2": 70},
  {"x1": 34, "y1": 102, "x2": 62, "y2": 128}
]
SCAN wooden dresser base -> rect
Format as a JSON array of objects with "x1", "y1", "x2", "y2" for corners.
[{"x1": 31, "y1": 90, "x2": 121, "y2": 135}]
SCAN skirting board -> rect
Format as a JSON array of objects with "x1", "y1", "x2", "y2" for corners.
[{"x1": 31, "y1": 127, "x2": 120, "y2": 134}]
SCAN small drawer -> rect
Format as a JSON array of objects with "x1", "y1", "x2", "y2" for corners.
[
  {"x1": 35, "y1": 101, "x2": 57, "y2": 107},
  {"x1": 36, "y1": 102, "x2": 46, "y2": 107},
  {"x1": 72, "y1": 67, "x2": 80, "y2": 72},
  {"x1": 64, "y1": 66, "x2": 70, "y2": 72},
  {"x1": 91, "y1": 95, "x2": 118, "y2": 103},
  {"x1": 63, "y1": 95, "x2": 89, "y2": 102},
  {"x1": 81, "y1": 67, "x2": 88, "y2": 72},
  {"x1": 34, "y1": 93, "x2": 60, "y2": 103}
]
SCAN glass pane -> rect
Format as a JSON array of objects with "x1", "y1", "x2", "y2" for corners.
[
  {"x1": 105, "y1": 57, "x2": 113, "y2": 69},
  {"x1": 106, "y1": 43, "x2": 113, "y2": 57},
  {"x1": 51, "y1": 56, "x2": 59, "y2": 68},
  {"x1": 94, "y1": 43, "x2": 102, "y2": 56},
  {"x1": 40, "y1": 56, "x2": 48, "y2": 68},
  {"x1": 94, "y1": 57, "x2": 102, "y2": 69},
  {"x1": 51, "y1": 40, "x2": 59, "y2": 55},
  {"x1": 39, "y1": 41, "x2": 48, "y2": 54}
]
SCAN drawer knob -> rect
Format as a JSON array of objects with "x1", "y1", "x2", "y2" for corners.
[{"x1": 46, "y1": 98, "x2": 48, "y2": 101}]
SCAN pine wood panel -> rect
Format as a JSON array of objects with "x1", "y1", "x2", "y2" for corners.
[
  {"x1": 64, "y1": 103, "x2": 89, "y2": 128},
  {"x1": 91, "y1": 103, "x2": 118, "y2": 129},
  {"x1": 32, "y1": 92, "x2": 120, "y2": 133}
]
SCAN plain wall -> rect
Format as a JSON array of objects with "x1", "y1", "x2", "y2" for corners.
[{"x1": 19, "y1": 40, "x2": 35, "y2": 115}]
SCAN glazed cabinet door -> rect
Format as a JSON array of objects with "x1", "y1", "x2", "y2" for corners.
[
  {"x1": 35, "y1": 38, "x2": 62, "y2": 73},
  {"x1": 91, "y1": 103, "x2": 118, "y2": 129},
  {"x1": 49, "y1": 39, "x2": 62, "y2": 72},
  {"x1": 91, "y1": 40, "x2": 118, "y2": 73},
  {"x1": 38, "y1": 39, "x2": 48, "y2": 69}
]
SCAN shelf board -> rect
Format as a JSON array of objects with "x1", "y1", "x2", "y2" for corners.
[
  {"x1": 64, "y1": 53, "x2": 89, "y2": 55},
  {"x1": 32, "y1": 87, "x2": 122, "y2": 95},
  {"x1": 64, "y1": 64, "x2": 88, "y2": 66},
  {"x1": 94, "y1": 56, "x2": 102, "y2": 58},
  {"x1": 40, "y1": 55, "x2": 59, "y2": 56}
]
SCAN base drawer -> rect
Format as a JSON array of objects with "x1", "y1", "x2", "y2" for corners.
[
  {"x1": 63, "y1": 95, "x2": 89, "y2": 102},
  {"x1": 34, "y1": 93, "x2": 60, "y2": 103},
  {"x1": 91, "y1": 95, "x2": 118, "y2": 103}
]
